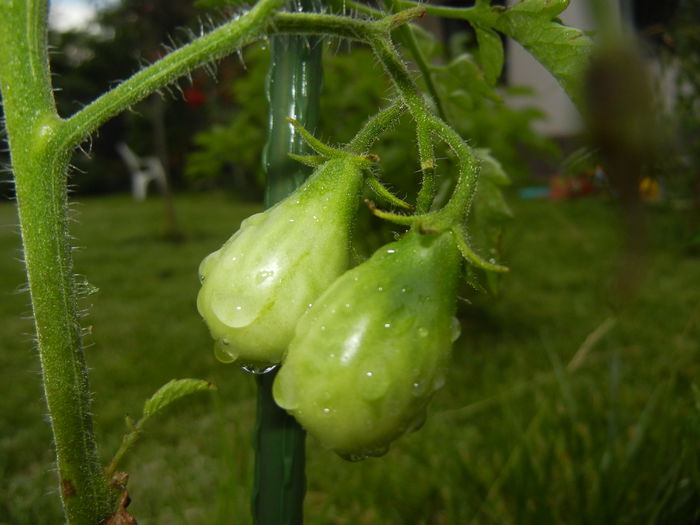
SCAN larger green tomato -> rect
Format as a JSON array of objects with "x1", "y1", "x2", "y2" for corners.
[{"x1": 273, "y1": 229, "x2": 461, "y2": 459}]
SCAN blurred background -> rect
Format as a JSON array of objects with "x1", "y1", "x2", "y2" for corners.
[{"x1": 1, "y1": 0, "x2": 699, "y2": 523}]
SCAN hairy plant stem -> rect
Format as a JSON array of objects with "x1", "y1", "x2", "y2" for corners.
[
  {"x1": 61, "y1": 0, "x2": 286, "y2": 148},
  {"x1": 0, "y1": 1, "x2": 112, "y2": 523},
  {"x1": 1, "y1": 0, "x2": 287, "y2": 522}
]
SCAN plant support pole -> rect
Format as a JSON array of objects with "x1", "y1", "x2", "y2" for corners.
[{"x1": 253, "y1": 1, "x2": 323, "y2": 523}]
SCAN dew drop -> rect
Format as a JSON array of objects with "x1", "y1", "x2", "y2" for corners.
[
  {"x1": 322, "y1": 407, "x2": 331, "y2": 414},
  {"x1": 199, "y1": 274, "x2": 205, "y2": 283},
  {"x1": 433, "y1": 374, "x2": 446, "y2": 391},
  {"x1": 450, "y1": 317, "x2": 462, "y2": 343},
  {"x1": 418, "y1": 327, "x2": 429, "y2": 338},
  {"x1": 377, "y1": 286, "x2": 384, "y2": 292},
  {"x1": 288, "y1": 218, "x2": 296, "y2": 223},
  {"x1": 255, "y1": 270, "x2": 274, "y2": 284},
  {"x1": 320, "y1": 325, "x2": 326, "y2": 331},
  {"x1": 386, "y1": 249, "x2": 396, "y2": 254},
  {"x1": 214, "y1": 340, "x2": 238, "y2": 364},
  {"x1": 241, "y1": 364, "x2": 277, "y2": 375},
  {"x1": 359, "y1": 362, "x2": 389, "y2": 401},
  {"x1": 412, "y1": 381, "x2": 428, "y2": 396},
  {"x1": 344, "y1": 303, "x2": 351, "y2": 309},
  {"x1": 384, "y1": 323, "x2": 391, "y2": 328}
]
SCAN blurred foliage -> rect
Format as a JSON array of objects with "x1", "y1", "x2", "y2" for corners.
[
  {"x1": 47, "y1": 0, "x2": 238, "y2": 195},
  {"x1": 658, "y1": 0, "x2": 700, "y2": 249},
  {"x1": 185, "y1": 27, "x2": 558, "y2": 287},
  {"x1": 185, "y1": 33, "x2": 557, "y2": 193}
]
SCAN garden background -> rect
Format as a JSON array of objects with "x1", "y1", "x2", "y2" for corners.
[{"x1": 1, "y1": 0, "x2": 699, "y2": 523}]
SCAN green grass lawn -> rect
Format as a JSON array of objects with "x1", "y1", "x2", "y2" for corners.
[{"x1": 1, "y1": 192, "x2": 698, "y2": 524}]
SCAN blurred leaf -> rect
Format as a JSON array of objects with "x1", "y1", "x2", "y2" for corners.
[
  {"x1": 438, "y1": 54, "x2": 502, "y2": 109},
  {"x1": 142, "y1": 379, "x2": 216, "y2": 422},
  {"x1": 492, "y1": 0, "x2": 594, "y2": 108},
  {"x1": 474, "y1": 24, "x2": 504, "y2": 86},
  {"x1": 467, "y1": 149, "x2": 513, "y2": 293}
]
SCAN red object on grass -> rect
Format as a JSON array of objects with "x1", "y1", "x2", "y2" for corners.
[{"x1": 184, "y1": 87, "x2": 206, "y2": 108}]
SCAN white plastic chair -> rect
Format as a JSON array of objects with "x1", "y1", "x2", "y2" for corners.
[{"x1": 116, "y1": 142, "x2": 167, "y2": 201}]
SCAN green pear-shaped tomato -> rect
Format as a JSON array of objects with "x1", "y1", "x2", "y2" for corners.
[
  {"x1": 197, "y1": 157, "x2": 364, "y2": 366},
  {"x1": 273, "y1": 229, "x2": 462, "y2": 459}
]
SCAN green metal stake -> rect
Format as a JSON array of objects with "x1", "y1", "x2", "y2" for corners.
[{"x1": 253, "y1": 3, "x2": 322, "y2": 524}]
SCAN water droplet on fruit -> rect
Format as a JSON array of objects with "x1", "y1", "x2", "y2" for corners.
[
  {"x1": 214, "y1": 340, "x2": 238, "y2": 364},
  {"x1": 255, "y1": 270, "x2": 274, "y2": 284},
  {"x1": 199, "y1": 274, "x2": 205, "y2": 283},
  {"x1": 288, "y1": 218, "x2": 295, "y2": 223},
  {"x1": 322, "y1": 407, "x2": 331, "y2": 414},
  {"x1": 450, "y1": 317, "x2": 461, "y2": 342},
  {"x1": 433, "y1": 374, "x2": 446, "y2": 391},
  {"x1": 241, "y1": 364, "x2": 277, "y2": 375},
  {"x1": 418, "y1": 327, "x2": 429, "y2": 338},
  {"x1": 386, "y1": 249, "x2": 396, "y2": 254},
  {"x1": 377, "y1": 286, "x2": 383, "y2": 292},
  {"x1": 359, "y1": 362, "x2": 389, "y2": 401},
  {"x1": 384, "y1": 323, "x2": 391, "y2": 328}
]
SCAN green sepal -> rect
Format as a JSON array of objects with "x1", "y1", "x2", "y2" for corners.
[
  {"x1": 451, "y1": 225, "x2": 508, "y2": 273},
  {"x1": 365, "y1": 173, "x2": 413, "y2": 210},
  {"x1": 288, "y1": 153, "x2": 327, "y2": 168},
  {"x1": 286, "y1": 117, "x2": 341, "y2": 158}
]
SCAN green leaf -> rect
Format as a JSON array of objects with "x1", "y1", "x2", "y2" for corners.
[
  {"x1": 439, "y1": 54, "x2": 502, "y2": 107},
  {"x1": 474, "y1": 24, "x2": 504, "y2": 86},
  {"x1": 476, "y1": 148, "x2": 510, "y2": 187},
  {"x1": 508, "y1": 0, "x2": 569, "y2": 17},
  {"x1": 142, "y1": 379, "x2": 216, "y2": 422},
  {"x1": 493, "y1": 0, "x2": 594, "y2": 108}
]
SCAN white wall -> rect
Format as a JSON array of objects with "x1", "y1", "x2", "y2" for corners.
[{"x1": 505, "y1": 1, "x2": 603, "y2": 136}]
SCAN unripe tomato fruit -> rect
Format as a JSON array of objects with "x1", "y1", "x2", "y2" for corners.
[
  {"x1": 273, "y1": 229, "x2": 461, "y2": 459},
  {"x1": 197, "y1": 157, "x2": 364, "y2": 366}
]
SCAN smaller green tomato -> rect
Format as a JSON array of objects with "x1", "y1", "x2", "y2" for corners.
[
  {"x1": 197, "y1": 157, "x2": 364, "y2": 366},
  {"x1": 273, "y1": 229, "x2": 462, "y2": 459}
]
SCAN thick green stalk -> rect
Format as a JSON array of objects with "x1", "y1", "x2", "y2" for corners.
[
  {"x1": 253, "y1": 2, "x2": 323, "y2": 523},
  {"x1": 0, "y1": 1, "x2": 112, "y2": 523}
]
